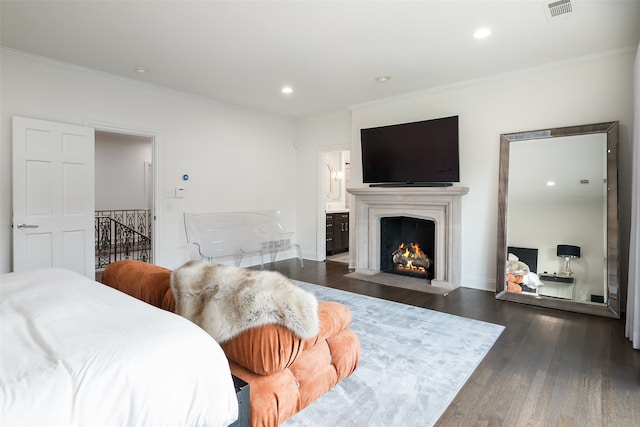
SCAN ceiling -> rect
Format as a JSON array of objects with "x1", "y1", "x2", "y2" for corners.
[{"x1": 1, "y1": 1, "x2": 639, "y2": 119}]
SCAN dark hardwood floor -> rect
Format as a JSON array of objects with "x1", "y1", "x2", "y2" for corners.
[{"x1": 272, "y1": 258, "x2": 640, "y2": 427}]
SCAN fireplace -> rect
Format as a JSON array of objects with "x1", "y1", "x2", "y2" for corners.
[
  {"x1": 380, "y1": 216, "x2": 435, "y2": 280},
  {"x1": 347, "y1": 186, "x2": 469, "y2": 289}
]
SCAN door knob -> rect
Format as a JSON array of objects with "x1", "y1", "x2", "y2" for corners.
[{"x1": 16, "y1": 223, "x2": 39, "y2": 229}]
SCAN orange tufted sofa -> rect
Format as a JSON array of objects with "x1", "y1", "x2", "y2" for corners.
[{"x1": 101, "y1": 260, "x2": 361, "y2": 427}]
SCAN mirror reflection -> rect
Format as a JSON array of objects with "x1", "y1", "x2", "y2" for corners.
[
  {"x1": 496, "y1": 122, "x2": 620, "y2": 318},
  {"x1": 325, "y1": 151, "x2": 342, "y2": 201},
  {"x1": 507, "y1": 134, "x2": 607, "y2": 303}
]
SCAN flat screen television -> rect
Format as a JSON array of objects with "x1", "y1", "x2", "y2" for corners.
[{"x1": 360, "y1": 115, "x2": 459, "y2": 186}]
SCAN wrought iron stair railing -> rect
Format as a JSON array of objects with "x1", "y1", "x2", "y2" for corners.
[{"x1": 95, "y1": 209, "x2": 152, "y2": 269}]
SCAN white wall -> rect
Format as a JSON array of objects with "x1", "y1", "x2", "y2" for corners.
[
  {"x1": 1, "y1": 51, "x2": 297, "y2": 272},
  {"x1": 348, "y1": 51, "x2": 635, "y2": 291},
  {"x1": 2, "y1": 49, "x2": 634, "y2": 291},
  {"x1": 95, "y1": 132, "x2": 152, "y2": 211},
  {"x1": 296, "y1": 110, "x2": 351, "y2": 260}
]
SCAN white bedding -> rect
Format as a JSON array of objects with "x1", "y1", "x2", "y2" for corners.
[{"x1": 1, "y1": 268, "x2": 238, "y2": 427}]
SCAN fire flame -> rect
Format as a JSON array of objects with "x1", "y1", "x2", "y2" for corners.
[
  {"x1": 394, "y1": 242, "x2": 428, "y2": 273},
  {"x1": 399, "y1": 243, "x2": 424, "y2": 259}
]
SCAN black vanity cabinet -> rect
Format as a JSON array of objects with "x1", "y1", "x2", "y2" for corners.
[
  {"x1": 326, "y1": 212, "x2": 349, "y2": 255},
  {"x1": 326, "y1": 214, "x2": 335, "y2": 254}
]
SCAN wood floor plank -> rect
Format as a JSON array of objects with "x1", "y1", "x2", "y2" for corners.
[{"x1": 271, "y1": 259, "x2": 640, "y2": 426}]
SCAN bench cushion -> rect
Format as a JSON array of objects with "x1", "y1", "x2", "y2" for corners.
[
  {"x1": 221, "y1": 301, "x2": 353, "y2": 375},
  {"x1": 102, "y1": 259, "x2": 176, "y2": 312}
]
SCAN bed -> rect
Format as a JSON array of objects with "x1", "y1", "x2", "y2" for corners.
[
  {"x1": 506, "y1": 246, "x2": 543, "y2": 294},
  {"x1": 0, "y1": 268, "x2": 238, "y2": 427},
  {"x1": 508, "y1": 246, "x2": 538, "y2": 274}
]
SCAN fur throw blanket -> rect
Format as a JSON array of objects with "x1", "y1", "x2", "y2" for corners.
[
  {"x1": 506, "y1": 259, "x2": 530, "y2": 275},
  {"x1": 170, "y1": 260, "x2": 319, "y2": 343}
]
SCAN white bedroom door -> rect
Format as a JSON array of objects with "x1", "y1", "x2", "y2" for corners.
[{"x1": 12, "y1": 116, "x2": 95, "y2": 278}]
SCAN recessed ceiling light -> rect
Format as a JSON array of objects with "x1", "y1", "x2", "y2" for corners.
[
  {"x1": 473, "y1": 28, "x2": 491, "y2": 39},
  {"x1": 546, "y1": 181, "x2": 556, "y2": 186},
  {"x1": 135, "y1": 66, "x2": 148, "y2": 74},
  {"x1": 375, "y1": 76, "x2": 391, "y2": 83},
  {"x1": 281, "y1": 86, "x2": 293, "y2": 94}
]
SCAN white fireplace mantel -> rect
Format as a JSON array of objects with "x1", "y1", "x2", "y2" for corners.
[{"x1": 347, "y1": 186, "x2": 469, "y2": 288}]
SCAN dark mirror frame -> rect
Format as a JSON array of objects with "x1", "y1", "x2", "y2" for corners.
[{"x1": 496, "y1": 121, "x2": 620, "y2": 318}]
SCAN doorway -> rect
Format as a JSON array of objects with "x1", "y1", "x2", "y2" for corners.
[
  {"x1": 94, "y1": 129, "x2": 156, "y2": 272},
  {"x1": 321, "y1": 149, "x2": 350, "y2": 263}
]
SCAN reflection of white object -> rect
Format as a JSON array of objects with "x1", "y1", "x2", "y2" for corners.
[
  {"x1": 522, "y1": 272, "x2": 543, "y2": 288},
  {"x1": 326, "y1": 164, "x2": 343, "y2": 181},
  {"x1": 326, "y1": 162, "x2": 335, "y2": 196},
  {"x1": 506, "y1": 256, "x2": 530, "y2": 275},
  {"x1": 560, "y1": 257, "x2": 574, "y2": 276},
  {"x1": 326, "y1": 161, "x2": 342, "y2": 198}
]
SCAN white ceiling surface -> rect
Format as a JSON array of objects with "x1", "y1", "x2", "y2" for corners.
[{"x1": 1, "y1": 1, "x2": 640, "y2": 119}]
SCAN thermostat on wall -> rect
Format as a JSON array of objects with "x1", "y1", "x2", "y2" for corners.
[{"x1": 175, "y1": 187, "x2": 185, "y2": 198}]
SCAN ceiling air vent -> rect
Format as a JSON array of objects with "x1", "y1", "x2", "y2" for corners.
[{"x1": 545, "y1": 0, "x2": 574, "y2": 21}]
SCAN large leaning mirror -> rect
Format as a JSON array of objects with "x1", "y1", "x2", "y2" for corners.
[{"x1": 496, "y1": 122, "x2": 620, "y2": 318}]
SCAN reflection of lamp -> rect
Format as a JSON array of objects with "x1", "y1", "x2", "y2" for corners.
[{"x1": 557, "y1": 244, "x2": 580, "y2": 276}]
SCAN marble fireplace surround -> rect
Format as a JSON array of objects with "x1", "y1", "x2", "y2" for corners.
[{"x1": 347, "y1": 186, "x2": 469, "y2": 289}]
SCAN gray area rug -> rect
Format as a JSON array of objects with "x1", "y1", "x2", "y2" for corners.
[{"x1": 283, "y1": 281, "x2": 505, "y2": 427}]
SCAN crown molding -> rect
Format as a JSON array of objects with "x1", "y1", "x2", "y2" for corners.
[
  {"x1": 1, "y1": 46, "x2": 143, "y2": 84},
  {"x1": 349, "y1": 46, "x2": 636, "y2": 112}
]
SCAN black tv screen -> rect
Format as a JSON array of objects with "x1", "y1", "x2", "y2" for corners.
[{"x1": 360, "y1": 115, "x2": 459, "y2": 185}]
